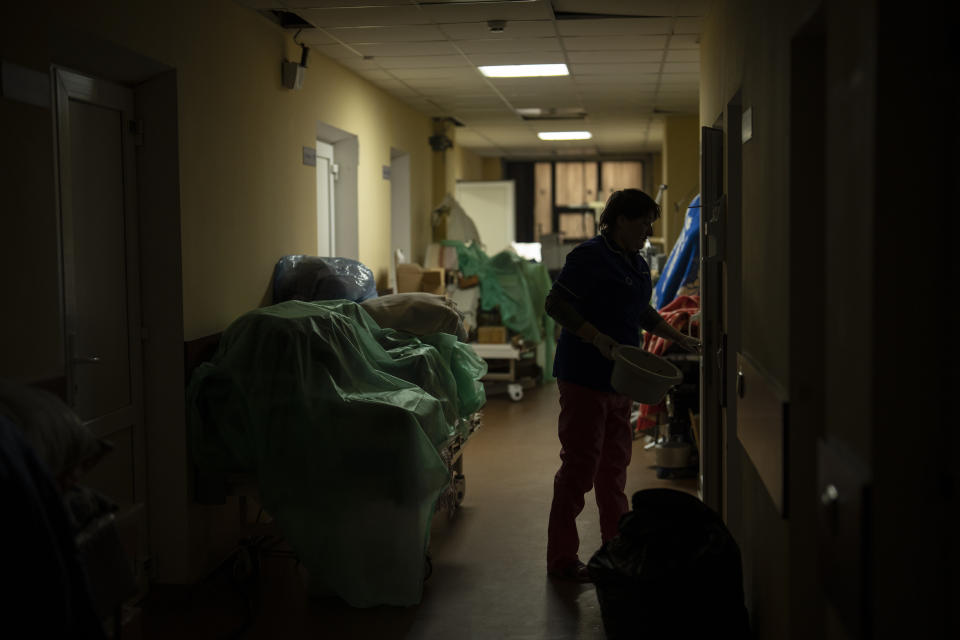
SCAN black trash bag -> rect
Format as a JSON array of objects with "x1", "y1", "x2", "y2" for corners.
[
  {"x1": 588, "y1": 488, "x2": 749, "y2": 638},
  {"x1": 272, "y1": 255, "x2": 378, "y2": 304}
]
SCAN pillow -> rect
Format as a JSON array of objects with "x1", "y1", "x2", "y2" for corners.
[
  {"x1": 0, "y1": 379, "x2": 111, "y2": 489},
  {"x1": 361, "y1": 292, "x2": 468, "y2": 341}
]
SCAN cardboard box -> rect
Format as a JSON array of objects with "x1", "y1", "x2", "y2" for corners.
[
  {"x1": 477, "y1": 325, "x2": 508, "y2": 344},
  {"x1": 458, "y1": 274, "x2": 479, "y2": 289},
  {"x1": 420, "y1": 268, "x2": 445, "y2": 295},
  {"x1": 396, "y1": 263, "x2": 423, "y2": 293}
]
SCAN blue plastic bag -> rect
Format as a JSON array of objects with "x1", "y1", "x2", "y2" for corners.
[
  {"x1": 652, "y1": 195, "x2": 700, "y2": 309},
  {"x1": 272, "y1": 255, "x2": 377, "y2": 304}
]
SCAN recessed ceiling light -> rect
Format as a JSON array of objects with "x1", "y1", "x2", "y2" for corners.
[
  {"x1": 517, "y1": 107, "x2": 587, "y2": 121},
  {"x1": 537, "y1": 131, "x2": 592, "y2": 141},
  {"x1": 479, "y1": 64, "x2": 569, "y2": 78}
]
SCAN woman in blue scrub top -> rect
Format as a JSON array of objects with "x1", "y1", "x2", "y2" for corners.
[{"x1": 544, "y1": 188, "x2": 701, "y2": 582}]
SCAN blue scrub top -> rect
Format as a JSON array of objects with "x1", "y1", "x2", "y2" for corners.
[{"x1": 552, "y1": 234, "x2": 659, "y2": 392}]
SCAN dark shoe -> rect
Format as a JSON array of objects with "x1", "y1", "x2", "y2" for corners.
[{"x1": 548, "y1": 560, "x2": 592, "y2": 583}]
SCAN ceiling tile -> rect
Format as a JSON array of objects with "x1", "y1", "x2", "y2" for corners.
[
  {"x1": 333, "y1": 56, "x2": 382, "y2": 71},
  {"x1": 581, "y1": 87, "x2": 658, "y2": 97},
  {"x1": 234, "y1": 0, "x2": 283, "y2": 7},
  {"x1": 296, "y1": 6, "x2": 431, "y2": 28},
  {"x1": 454, "y1": 129, "x2": 499, "y2": 146},
  {"x1": 375, "y1": 55, "x2": 471, "y2": 69},
  {"x1": 353, "y1": 41, "x2": 460, "y2": 56},
  {"x1": 438, "y1": 20, "x2": 556, "y2": 40},
  {"x1": 490, "y1": 77, "x2": 577, "y2": 91},
  {"x1": 279, "y1": 0, "x2": 705, "y2": 157},
  {"x1": 282, "y1": 1, "x2": 414, "y2": 6},
  {"x1": 314, "y1": 43, "x2": 360, "y2": 60},
  {"x1": 662, "y1": 62, "x2": 699, "y2": 73},
  {"x1": 401, "y1": 75, "x2": 490, "y2": 88},
  {"x1": 417, "y1": 87, "x2": 496, "y2": 97},
  {"x1": 562, "y1": 35, "x2": 669, "y2": 51},
  {"x1": 656, "y1": 88, "x2": 699, "y2": 97},
  {"x1": 502, "y1": 95, "x2": 584, "y2": 106},
  {"x1": 508, "y1": 99, "x2": 584, "y2": 110},
  {"x1": 551, "y1": 0, "x2": 707, "y2": 17},
  {"x1": 298, "y1": 30, "x2": 337, "y2": 45},
  {"x1": 574, "y1": 73, "x2": 660, "y2": 84},
  {"x1": 658, "y1": 73, "x2": 699, "y2": 84},
  {"x1": 419, "y1": 1, "x2": 555, "y2": 23},
  {"x1": 569, "y1": 62, "x2": 662, "y2": 75},
  {"x1": 465, "y1": 52, "x2": 566, "y2": 65},
  {"x1": 401, "y1": 96, "x2": 446, "y2": 111},
  {"x1": 456, "y1": 38, "x2": 562, "y2": 54},
  {"x1": 454, "y1": 107, "x2": 517, "y2": 117},
  {"x1": 442, "y1": 102, "x2": 511, "y2": 113},
  {"x1": 674, "y1": 17, "x2": 704, "y2": 33},
  {"x1": 567, "y1": 50, "x2": 663, "y2": 63},
  {"x1": 438, "y1": 101, "x2": 508, "y2": 111},
  {"x1": 665, "y1": 49, "x2": 699, "y2": 62},
  {"x1": 668, "y1": 34, "x2": 701, "y2": 49},
  {"x1": 325, "y1": 25, "x2": 447, "y2": 43},
  {"x1": 387, "y1": 67, "x2": 473, "y2": 79},
  {"x1": 556, "y1": 17, "x2": 672, "y2": 37}
]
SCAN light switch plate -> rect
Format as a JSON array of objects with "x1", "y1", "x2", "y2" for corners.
[{"x1": 741, "y1": 107, "x2": 753, "y2": 143}]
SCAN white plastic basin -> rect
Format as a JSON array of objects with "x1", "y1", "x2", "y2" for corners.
[{"x1": 610, "y1": 345, "x2": 683, "y2": 404}]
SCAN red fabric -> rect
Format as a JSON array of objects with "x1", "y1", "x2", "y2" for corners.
[
  {"x1": 643, "y1": 294, "x2": 700, "y2": 356},
  {"x1": 635, "y1": 295, "x2": 700, "y2": 434},
  {"x1": 547, "y1": 381, "x2": 633, "y2": 571}
]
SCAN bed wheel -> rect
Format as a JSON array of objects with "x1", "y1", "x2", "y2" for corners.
[
  {"x1": 232, "y1": 546, "x2": 257, "y2": 581},
  {"x1": 424, "y1": 553, "x2": 433, "y2": 581},
  {"x1": 453, "y1": 472, "x2": 466, "y2": 505},
  {"x1": 507, "y1": 383, "x2": 523, "y2": 402}
]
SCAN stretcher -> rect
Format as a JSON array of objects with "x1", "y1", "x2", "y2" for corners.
[
  {"x1": 469, "y1": 342, "x2": 536, "y2": 401},
  {"x1": 185, "y1": 301, "x2": 487, "y2": 606}
]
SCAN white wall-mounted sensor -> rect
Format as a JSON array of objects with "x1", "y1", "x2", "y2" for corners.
[{"x1": 282, "y1": 60, "x2": 304, "y2": 90}]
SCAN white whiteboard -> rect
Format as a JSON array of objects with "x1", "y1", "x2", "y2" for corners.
[{"x1": 454, "y1": 180, "x2": 515, "y2": 256}]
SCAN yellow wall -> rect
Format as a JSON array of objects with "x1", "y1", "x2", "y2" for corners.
[
  {"x1": 481, "y1": 156, "x2": 503, "y2": 181},
  {"x1": 0, "y1": 0, "x2": 439, "y2": 582},
  {"x1": 650, "y1": 152, "x2": 664, "y2": 240},
  {"x1": 445, "y1": 142, "x2": 489, "y2": 194},
  {"x1": 1, "y1": 0, "x2": 434, "y2": 346},
  {"x1": 661, "y1": 115, "x2": 700, "y2": 255}
]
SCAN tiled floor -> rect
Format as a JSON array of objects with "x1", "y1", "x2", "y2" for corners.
[{"x1": 140, "y1": 383, "x2": 695, "y2": 639}]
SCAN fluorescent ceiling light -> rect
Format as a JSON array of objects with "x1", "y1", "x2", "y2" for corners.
[
  {"x1": 537, "y1": 131, "x2": 593, "y2": 141},
  {"x1": 479, "y1": 64, "x2": 569, "y2": 78}
]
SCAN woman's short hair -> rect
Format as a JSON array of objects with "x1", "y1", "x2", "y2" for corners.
[{"x1": 597, "y1": 188, "x2": 660, "y2": 234}]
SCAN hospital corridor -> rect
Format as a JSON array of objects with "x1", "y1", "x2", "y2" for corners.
[{"x1": 0, "y1": 1, "x2": 955, "y2": 639}]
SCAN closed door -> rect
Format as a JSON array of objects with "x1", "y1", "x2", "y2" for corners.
[
  {"x1": 316, "y1": 140, "x2": 336, "y2": 256},
  {"x1": 700, "y1": 125, "x2": 724, "y2": 512},
  {"x1": 55, "y1": 67, "x2": 147, "y2": 585},
  {"x1": 389, "y1": 150, "x2": 411, "y2": 292}
]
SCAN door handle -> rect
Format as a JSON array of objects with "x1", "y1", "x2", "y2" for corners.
[{"x1": 72, "y1": 355, "x2": 101, "y2": 364}]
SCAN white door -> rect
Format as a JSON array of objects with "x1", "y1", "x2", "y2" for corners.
[
  {"x1": 316, "y1": 140, "x2": 336, "y2": 256},
  {"x1": 54, "y1": 68, "x2": 148, "y2": 585},
  {"x1": 390, "y1": 151, "x2": 411, "y2": 292}
]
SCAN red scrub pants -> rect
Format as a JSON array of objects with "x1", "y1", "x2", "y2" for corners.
[{"x1": 547, "y1": 381, "x2": 633, "y2": 571}]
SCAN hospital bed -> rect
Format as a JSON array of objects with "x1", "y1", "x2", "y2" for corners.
[{"x1": 184, "y1": 302, "x2": 484, "y2": 606}]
